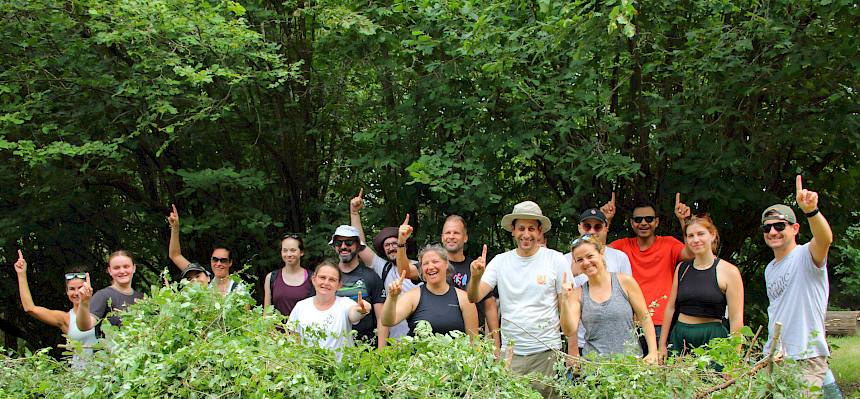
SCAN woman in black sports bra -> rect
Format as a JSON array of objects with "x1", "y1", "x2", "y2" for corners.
[
  {"x1": 380, "y1": 220, "x2": 478, "y2": 338},
  {"x1": 659, "y1": 215, "x2": 744, "y2": 358}
]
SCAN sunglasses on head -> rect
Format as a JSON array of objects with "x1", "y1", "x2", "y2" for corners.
[
  {"x1": 761, "y1": 222, "x2": 789, "y2": 233},
  {"x1": 283, "y1": 233, "x2": 302, "y2": 240},
  {"x1": 581, "y1": 222, "x2": 604, "y2": 232},
  {"x1": 332, "y1": 239, "x2": 356, "y2": 247},
  {"x1": 632, "y1": 216, "x2": 656, "y2": 224},
  {"x1": 65, "y1": 272, "x2": 86, "y2": 281},
  {"x1": 570, "y1": 234, "x2": 597, "y2": 247},
  {"x1": 211, "y1": 256, "x2": 231, "y2": 264}
]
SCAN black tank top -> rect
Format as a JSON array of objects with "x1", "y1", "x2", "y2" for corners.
[
  {"x1": 407, "y1": 284, "x2": 465, "y2": 335},
  {"x1": 675, "y1": 258, "x2": 727, "y2": 319}
]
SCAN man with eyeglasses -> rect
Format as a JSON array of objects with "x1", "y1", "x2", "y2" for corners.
[
  {"x1": 761, "y1": 175, "x2": 834, "y2": 392},
  {"x1": 607, "y1": 195, "x2": 693, "y2": 354},
  {"x1": 347, "y1": 189, "x2": 418, "y2": 340},
  {"x1": 167, "y1": 204, "x2": 244, "y2": 296},
  {"x1": 329, "y1": 224, "x2": 388, "y2": 348},
  {"x1": 564, "y1": 208, "x2": 632, "y2": 355}
]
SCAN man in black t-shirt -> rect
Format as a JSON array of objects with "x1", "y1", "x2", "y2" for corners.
[
  {"x1": 329, "y1": 225, "x2": 388, "y2": 348},
  {"x1": 442, "y1": 215, "x2": 501, "y2": 352}
]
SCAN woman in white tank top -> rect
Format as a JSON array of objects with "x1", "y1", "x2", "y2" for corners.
[{"x1": 13, "y1": 250, "x2": 97, "y2": 367}]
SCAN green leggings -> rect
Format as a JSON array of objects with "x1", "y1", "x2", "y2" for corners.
[{"x1": 668, "y1": 320, "x2": 727, "y2": 355}]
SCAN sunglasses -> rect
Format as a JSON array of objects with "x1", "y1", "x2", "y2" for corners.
[
  {"x1": 632, "y1": 216, "x2": 656, "y2": 224},
  {"x1": 283, "y1": 233, "x2": 302, "y2": 240},
  {"x1": 570, "y1": 234, "x2": 597, "y2": 247},
  {"x1": 211, "y1": 256, "x2": 231, "y2": 264},
  {"x1": 761, "y1": 222, "x2": 789, "y2": 233},
  {"x1": 65, "y1": 272, "x2": 87, "y2": 281},
  {"x1": 332, "y1": 239, "x2": 356, "y2": 247},
  {"x1": 581, "y1": 222, "x2": 604, "y2": 233}
]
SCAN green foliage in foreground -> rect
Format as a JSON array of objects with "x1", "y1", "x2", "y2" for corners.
[{"x1": 0, "y1": 283, "x2": 808, "y2": 398}]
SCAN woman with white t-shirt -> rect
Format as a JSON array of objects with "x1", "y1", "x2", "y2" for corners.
[
  {"x1": 13, "y1": 250, "x2": 96, "y2": 367},
  {"x1": 288, "y1": 260, "x2": 370, "y2": 355}
]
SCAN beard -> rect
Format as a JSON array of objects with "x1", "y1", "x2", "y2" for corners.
[{"x1": 338, "y1": 250, "x2": 358, "y2": 263}]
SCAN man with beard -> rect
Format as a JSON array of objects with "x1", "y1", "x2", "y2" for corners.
[
  {"x1": 442, "y1": 215, "x2": 501, "y2": 352},
  {"x1": 329, "y1": 224, "x2": 388, "y2": 348},
  {"x1": 608, "y1": 195, "x2": 693, "y2": 354},
  {"x1": 348, "y1": 189, "x2": 418, "y2": 339}
]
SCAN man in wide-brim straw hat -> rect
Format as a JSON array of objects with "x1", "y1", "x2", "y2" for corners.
[{"x1": 467, "y1": 201, "x2": 578, "y2": 398}]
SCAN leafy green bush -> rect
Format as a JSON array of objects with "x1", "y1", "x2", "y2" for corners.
[{"x1": 1, "y1": 283, "x2": 809, "y2": 398}]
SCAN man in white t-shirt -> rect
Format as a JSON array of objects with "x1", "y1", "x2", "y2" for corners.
[
  {"x1": 348, "y1": 189, "x2": 419, "y2": 340},
  {"x1": 761, "y1": 175, "x2": 833, "y2": 390},
  {"x1": 467, "y1": 201, "x2": 577, "y2": 398},
  {"x1": 564, "y1": 207, "x2": 632, "y2": 354}
]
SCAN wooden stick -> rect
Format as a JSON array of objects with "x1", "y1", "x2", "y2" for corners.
[
  {"x1": 693, "y1": 356, "x2": 782, "y2": 398},
  {"x1": 767, "y1": 322, "x2": 783, "y2": 375},
  {"x1": 744, "y1": 325, "x2": 764, "y2": 360}
]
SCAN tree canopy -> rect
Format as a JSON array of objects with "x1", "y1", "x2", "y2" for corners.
[{"x1": 1, "y1": 0, "x2": 858, "y2": 350}]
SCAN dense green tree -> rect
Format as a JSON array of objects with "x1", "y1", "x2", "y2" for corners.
[{"x1": 1, "y1": 0, "x2": 857, "y2": 351}]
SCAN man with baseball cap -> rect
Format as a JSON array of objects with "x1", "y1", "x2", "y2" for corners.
[
  {"x1": 467, "y1": 201, "x2": 577, "y2": 398},
  {"x1": 347, "y1": 189, "x2": 419, "y2": 340},
  {"x1": 565, "y1": 207, "x2": 632, "y2": 355},
  {"x1": 328, "y1": 224, "x2": 388, "y2": 348},
  {"x1": 180, "y1": 262, "x2": 211, "y2": 286},
  {"x1": 761, "y1": 175, "x2": 834, "y2": 391}
]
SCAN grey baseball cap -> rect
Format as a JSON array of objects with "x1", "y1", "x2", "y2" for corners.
[{"x1": 761, "y1": 204, "x2": 797, "y2": 224}]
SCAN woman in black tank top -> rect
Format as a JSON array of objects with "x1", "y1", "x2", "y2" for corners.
[
  {"x1": 380, "y1": 222, "x2": 478, "y2": 338},
  {"x1": 659, "y1": 215, "x2": 744, "y2": 358}
]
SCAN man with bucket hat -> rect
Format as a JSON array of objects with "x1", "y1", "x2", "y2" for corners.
[
  {"x1": 761, "y1": 175, "x2": 834, "y2": 392},
  {"x1": 347, "y1": 189, "x2": 419, "y2": 340},
  {"x1": 467, "y1": 201, "x2": 578, "y2": 398},
  {"x1": 328, "y1": 224, "x2": 388, "y2": 348}
]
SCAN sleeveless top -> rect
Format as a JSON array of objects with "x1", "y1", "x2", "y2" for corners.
[
  {"x1": 675, "y1": 258, "x2": 727, "y2": 319},
  {"x1": 271, "y1": 268, "x2": 314, "y2": 316},
  {"x1": 407, "y1": 285, "x2": 465, "y2": 335},
  {"x1": 68, "y1": 310, "x2": 97, "y2": 368},
  {"x1": 581, "y1": 273, "x2": 641, "y2": 356}
]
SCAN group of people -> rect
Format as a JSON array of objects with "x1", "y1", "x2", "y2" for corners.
[{"x1": 13, "y1": 175, "x2": 840, "y2": 397}]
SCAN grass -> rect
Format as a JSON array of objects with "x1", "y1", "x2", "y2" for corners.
[{"x1": 829, "y1": 335, "x2": 860, "y2": 398}]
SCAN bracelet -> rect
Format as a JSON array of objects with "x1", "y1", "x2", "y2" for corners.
[
  {"x1": 804, "y1": 208, "x2": 820, "y2": 218},
  {"x1": 397, "y1": 243, "x2": 406, "y2": 248}
]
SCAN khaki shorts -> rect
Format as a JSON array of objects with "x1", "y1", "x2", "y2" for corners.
[
  {"x1": 510, "y1": 350, "x2": 558, "y2": 398},
  {"x1": 797, "y1": 356, "x2": 828, "y2": 390}
]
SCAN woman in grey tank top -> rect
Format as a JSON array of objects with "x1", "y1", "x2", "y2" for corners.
[{"x1": 568, "y1": 235, "x2": 659, "y2": 364}]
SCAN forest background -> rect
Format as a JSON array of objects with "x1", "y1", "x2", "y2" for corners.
[{"x1": 0, "y1": 0, "x2": 858, "y2": 353}]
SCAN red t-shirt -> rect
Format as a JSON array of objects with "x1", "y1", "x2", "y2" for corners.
[{"x1": 609, "y1": 236, "x2": 685, "y2": 326}]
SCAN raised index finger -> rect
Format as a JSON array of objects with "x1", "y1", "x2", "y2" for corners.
[
  {"x1": 172, "y1": 203, "x2": 178, "y2": 215},
  {"x1": 358, "y1": 187, "x2": 364, "y2": 199},
  {"x1": 17, "y1": 249, "x2": 23, "y2": 260},
  {"x1": 402, "y1": 213, "x2": 410, "y2": 225},
  {"x1": 610, "y1": 191, "x2": 616, "y2": 205},
  {"x1": 675, "y1": 192, "x2": 681, "y2": 206},
  {"x1": 398, "y1": 269, "x2": 406, "y2": 283},
  {"x1": 796, "y1": 175, "x2": 803, "y2": 194},
  {"x1": 481, "y1": 244, "x2": 487, "y2": 260},
  {"x1": 85, "y1": 272, "x2": 91, "y2": 286}
]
